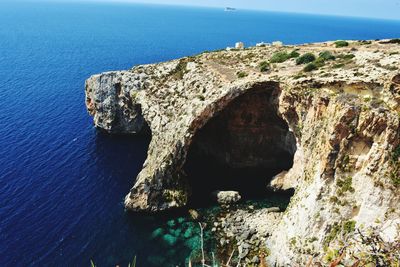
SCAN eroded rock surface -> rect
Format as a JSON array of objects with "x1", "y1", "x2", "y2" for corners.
[{"x1": 86, "y1": 40, "x2": 400, "y2": 265}]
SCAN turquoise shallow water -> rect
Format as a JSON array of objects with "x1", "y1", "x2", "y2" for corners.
[{"x1": 0, "y1": 1, "x2": 399, "y2": 266}]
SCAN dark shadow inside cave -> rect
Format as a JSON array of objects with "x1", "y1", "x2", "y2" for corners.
[{"x1": 184, "y1": 84, "x2": 297, "y2": 207}]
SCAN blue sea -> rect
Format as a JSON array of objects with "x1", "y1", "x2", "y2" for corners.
[{"x1": 0, "y1": 1, "x2": 399, "y2": 266}]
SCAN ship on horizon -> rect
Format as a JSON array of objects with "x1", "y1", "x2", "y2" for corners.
[{"x1": 224, "y1": 7, "x2": 236, "y2": 12}]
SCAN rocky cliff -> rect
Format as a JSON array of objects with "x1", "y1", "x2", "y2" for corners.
[{"x1": 86, "y1": 39, "x2": 400, "y2": 265}]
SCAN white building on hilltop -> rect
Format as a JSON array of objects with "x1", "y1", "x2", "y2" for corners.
[
  {"x1": 272, "y1": 41, "x2": 283, "y2": 47},
  {"x1": 235, "y1": 42, "x2": 244, "y2": 49}
]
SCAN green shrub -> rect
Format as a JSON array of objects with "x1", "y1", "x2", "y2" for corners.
[
  {"x1": 314, "y1": 57, "x2": 326, "y2": 68},
  {"x1": 380, "y1": 38, "x2": 400, "y2": 44},
  {"x1": 329, "y1": 196, "x2": 339, "y2": 204},
  {"x1": 333, "y1": 63, "x2": 345, "y2": 68},
  {"x1": 172, "y1": 59, "x2": 188, "y2": 79},
  {"x1": 358, "y1": 40, "x2": 372, "y2": 45},
  {"x1": 288, "y1": 50, "x2": 300, "y2": 58},
  {"x1": 343, "y1": 220, "x2": 356, "y2": 233},
  {"x1": 323, "y1": 248, "x2": 339, "y2": 263},
  {"x1": 324, "y1": 223, "x2": 340, "y2": 245},
  {"x1": 390, "y1": 145, "x2": 400, "y2": 187},
  {"x1": 335, "y1": 40, "x2": 349, "y2": 48},
  {"x1": 259, "y1": 61, "x2": 270, "y2": 72},
  {"x1": 303, "y1": 62, "x2": 318, "y2": 72},
  {"x1": 319, "y1": 51, "x2": 336, "y2": 61},
  {"x1": 336, "y1": 176, "x2": 355, "y2": 195},
  {"x1": 296, "y1": 53, "x2": 316, "y2": 65},
  {"x1": 324, "y1": 220, "x2": 356, "y2": 246},
  {"x1": 392, "y1": 145, "x2": 400, "y2": 161},
  {"x1": 337, "y1": 54, "x2": 355, "y2": 60},
  {"x1": 270, "y1": 51, "x2": 290, "y2": 63},
  {"x1": 237, "y1": 71, "x2": 248, "y2": 78},
  {"x1": 269, "y1": 50, "x2": 300, "y2": 63}
]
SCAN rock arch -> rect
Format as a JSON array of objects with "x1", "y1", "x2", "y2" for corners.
[{"x1": 124, "y1": 80, "x2": 297, "y2": 211}]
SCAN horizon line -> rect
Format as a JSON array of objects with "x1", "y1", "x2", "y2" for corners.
[{"x1": 6, "y1": 0, "x2": 400, "y2": 22}]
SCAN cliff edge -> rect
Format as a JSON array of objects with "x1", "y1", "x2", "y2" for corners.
[{"x1": 85, "y1": 39, "x2": 400, "y2": 265}]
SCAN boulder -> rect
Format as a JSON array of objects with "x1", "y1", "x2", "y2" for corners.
[{"x1": 212, "y1": 190, "x2": 241, "y2": 204}]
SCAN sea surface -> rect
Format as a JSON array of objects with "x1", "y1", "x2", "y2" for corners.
[{"x1": 0, "y1": 1, "x2": 399, "y2": 266}]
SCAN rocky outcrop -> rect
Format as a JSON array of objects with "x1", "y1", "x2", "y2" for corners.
[
  {"x1": 86, "y1": 40, "x2": 400, "y2": 264},
  {"x1": 85, "y1": 71, "x2": 149, "y2": 134}
]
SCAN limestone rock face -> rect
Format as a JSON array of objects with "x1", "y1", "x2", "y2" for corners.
[
  {"x1": 85, "y1": 39, "x2": 400, "y2": 264},
  {"x1": 85, "y1": 71, "x2": 148, "y2": 134}
]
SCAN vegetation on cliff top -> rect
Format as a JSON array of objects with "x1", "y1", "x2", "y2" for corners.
[
  {"x1": 269, "y1": 50, "x2": 300, "y2": 63},
  {"x1": 334, "y1": 40, "x2": 349, "y2": 48},
  {"x1": 237, "y1": 71, "x2": 248, "y2": 78},
  {"x1": 296, "y1": 53, "x2": 316, "y2": 65}
]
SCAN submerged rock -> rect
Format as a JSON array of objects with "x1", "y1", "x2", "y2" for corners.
[
  {"x1": 150, "y1": 228, "x2": 164, "y2": 239},
  {"x1": 162, "y1": 233, "x2": 178, "y2": 246}
]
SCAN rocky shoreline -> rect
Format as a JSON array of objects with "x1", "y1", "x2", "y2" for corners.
[
  {"x1": 86, "y1": 39, "x2": 400, "y2": 265},
  {"x1": 212, "y1": 205, "x2": 282, "y2": 264}
]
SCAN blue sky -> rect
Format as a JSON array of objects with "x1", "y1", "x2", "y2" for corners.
[{"x1": 73, "y1": 0, "x2": 400, "y2": 20}]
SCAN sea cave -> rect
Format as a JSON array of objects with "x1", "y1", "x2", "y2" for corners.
[{"x1": 184, "y1": 84, "x2": 297, "y2": 206}]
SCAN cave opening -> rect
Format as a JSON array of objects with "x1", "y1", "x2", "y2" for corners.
[{"x1": 184, "y1": 85, "x2": 297, "y2": 207}]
